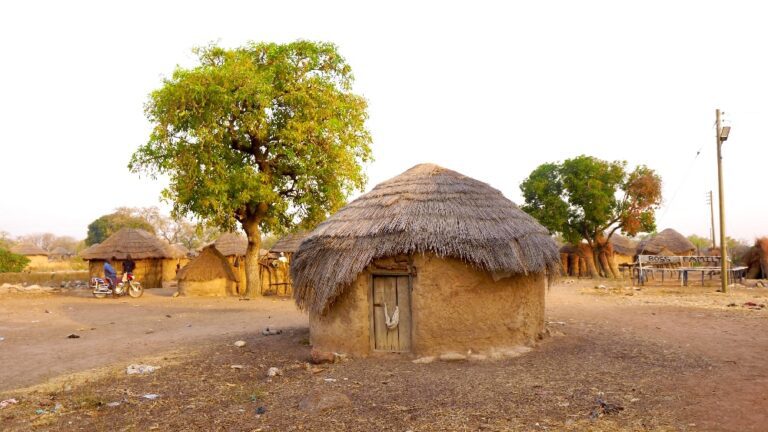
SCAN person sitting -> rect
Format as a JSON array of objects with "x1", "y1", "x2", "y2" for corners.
[
  {"x1": 122, "y1": 254, "x2": 136, "y2": 282},
  {"x1": 103, "y1": 260, "x2": 117, "y2": 289}
]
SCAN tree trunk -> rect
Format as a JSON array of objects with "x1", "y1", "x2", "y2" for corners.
[
  {"x1": 242, "y1": 217, "x2": 263, "y2": 298},
  {"x1": 578, "y1": 244, "x2": 599, "y2": 278}
]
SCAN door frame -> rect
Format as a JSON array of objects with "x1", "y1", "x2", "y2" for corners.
[{"x1": 369, "y1": 272, "x2": 413, "y2": 353}]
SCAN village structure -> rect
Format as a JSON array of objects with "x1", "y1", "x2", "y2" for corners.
[{"x1": 2, "y1": 9, "x2": 768, "y2": 430}]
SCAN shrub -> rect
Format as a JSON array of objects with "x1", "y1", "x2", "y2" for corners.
[{"x1": 0, "y1": 248, "x2": 30, "y2": 272}]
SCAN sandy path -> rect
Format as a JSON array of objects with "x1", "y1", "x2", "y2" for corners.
[
  {"x1": 547, "y1": 285, "x2": 768, "y2": 431},
  {"x1": 0, "y1": 289, "x2": 305, "y2": 391}
]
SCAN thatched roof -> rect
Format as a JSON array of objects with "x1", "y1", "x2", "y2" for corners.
[
  {"x1": 50, "y1": 246, "x2": 73, "y2": 256},
  {"x1": 10, "y1": 244, "x2": 48, "y2": 256},
  {"x1": 610, "y1": 235, "x2": 638, "y2": 256},
  {"x1": 637, "y1": 228, "x2": 695, "y2": 255},
  {"x1": 177, "y1": 245, "x2": 238, "y2": 282},
  {"x1": 80, "y1": 228, "x2": 184, "y2": 260},
  {"x1": 214, "y1": 232, "x2": 247, "y2": 257},
  {"x1": 271, "y1": 232, "x2": 308, "y2": 253},
  {"x1": 291, "y1": 163, "x2": 561, "y2": 314},
  {"x1": 171, "y1": 243, "x2": 190, "y2": 257}
]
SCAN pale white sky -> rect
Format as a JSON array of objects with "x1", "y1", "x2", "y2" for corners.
[{"x1": 1, "y1": 1, "x2": 766, "y2": 242}]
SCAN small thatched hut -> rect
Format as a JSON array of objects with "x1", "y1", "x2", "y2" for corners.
[
  {"x1": 10, "y1": 244, "x2": 49, "y2": 269},
  {"x1": 291, "y1": 163, "x2": 560, "y2": 357},
  {"x1": 610, "y1": 235, "x2": 638, "y2": 265},
  {"x1": 80, "y1": 228, "x2": 185, "y2": 288},
  {"x1": 637, "y1": 228, "x2": 696, "y2": 256},
  {"x1": 258, "y1": 232, "x2": 309, "y2": 296},
  {"x1": 49, "y1": 246, "x2": 74, "y2": 261},
  {"x1": 176, "y1": 245, "x2": 239, "y2": 296}
]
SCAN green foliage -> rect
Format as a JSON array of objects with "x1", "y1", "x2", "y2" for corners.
[
  {"x1": 0, "y1": 248, "x2": 30, "y2": 272},
  {"x1": 687, "y1": 234, "x2": 712, "y2": 253},
  {"x1": 85, "y1": 211, "x2": 156, "y2": 245},
  {"x1": 520, "y1": 155, "x2": 662, "y2": 246},
  {"x1": 129, "y1": 40, "x2": 372, "y2": 235}
]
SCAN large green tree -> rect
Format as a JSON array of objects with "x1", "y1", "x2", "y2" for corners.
[
  {"x1": 0, "y1": 248, "x2": 29, "y2": 272},
  {"x1": 129, "y1": 41, "x2": 372, "y2": 297},
  {"x1": 85, "y1": 210, "x2": 156, "y2": 245},
  {"x1": 520, "y1": 155, "x2": 662, "y2": 278}
]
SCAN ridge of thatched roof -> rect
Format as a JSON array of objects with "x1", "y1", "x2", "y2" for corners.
[
  {"x1": 177, "y1": 245, "x2": 238, "y2": 282},
  {"x1": 213, "y1": 232, "x2": 247, "y2": 257},
  {"x1": 610, "y1": 234, "x2": 638, "y2": 256},
  {"x1": 10, "y1": 244, "x2": 49, "y2": 256},
  {"x1": 637, "y1": 228, "x2": 695, "y2": 255},
  {"x1": 291, "y1": 163, "x2": 561, "y2": 314},
  {"x1": 271, "y1": 232, "x2": 308, "y2": 253},
  {"x1": 80, "y1": 228, "x2": 183, "y2": 260}
]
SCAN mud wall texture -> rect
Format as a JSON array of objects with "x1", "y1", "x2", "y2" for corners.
[
  {"x1": 309, "y1": 272, "x2": 371, "y2": 355},
  {"x1": 88, "y1": 259, "x2": 167, "y2": 288},
  {"x1": 178, "y1": 278, "x2": 236, "y2": 296},
  {"x1": 309, "y1": 253, "x2": 546, "y2": 357}
]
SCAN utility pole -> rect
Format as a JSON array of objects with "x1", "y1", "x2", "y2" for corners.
[
  {"x1": 715, "y1": 109, "x2": 729, "y2": 293},
  {"x1": 707, "y1": 191, "x2": 716, "y2": 249}
]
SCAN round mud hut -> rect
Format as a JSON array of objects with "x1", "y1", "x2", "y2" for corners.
[
  {"x1": 291, "y1": 163, "x2": 560, "y2": 358},
  {"x1": 637, "y1": 228, "x2": 695, "y2": 256},
  {"x1": 176, "y1": 245, "x2": 240, "y2": 296},
  {"x1": 80, "y1": 228, "x2": 186, "y2": 288},
  {"x1": 10, "y1": 244, "x2": 50, "y2": 269}
]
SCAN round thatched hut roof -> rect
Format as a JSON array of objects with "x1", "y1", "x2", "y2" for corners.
[
  {"x1": 609, "y1": 234, "x2": 638, "y2": 256},
  {"x1": 271, "y1": 232, "x2": 308, "y2": 253},
  {"x1": 177, "y1": 245, "x2": 238, "y2": 282},
  {"x1": 214, "y1": 233, "x2": 248, "y2": 257},
  {"x1": 80, "y1": 228, "x2": 184, "y2": 260},
  {"x1": 291, "y1": 163, "x2": 561, "y2": 314},
  {"x1": 50, "y1": 246, "x2": 73, "y2": 256},
  {"x1": 10, "y1": 244, "x2": 49, "y2": 256},
  {"x1": 637, "y1": 228, "x2": 695, "y2": 255}
]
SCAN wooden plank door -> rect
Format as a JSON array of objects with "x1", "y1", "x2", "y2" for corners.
[{"x1": 371, "y1": 275, "x2": 412, "y2": 352}]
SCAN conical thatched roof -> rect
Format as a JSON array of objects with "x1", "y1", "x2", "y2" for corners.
[
  {"x1": 10, "y1": 244, "x2": 48, "y2": 256},
  {"x1": 291, "y1": 163, "x2": 561, "y2": 314},
  {"x1": 637, "y1": 228, "x2": 695, "y2": 255},
  {"x1": 80, "y1": 228, "x2": 183, "y2": 260},
  {"x1": 271, "y1": 232, "x2": 308, "y2": 253},
  {"x1": 610, "y1": 234, "x2": 638, "y2": 256},
  {"x1": 50, "y1": 246, "x2": 73, "y2": 256},
  {"x1": 177, "y1": 245, "x2": 238, "y2": 282},
  {"x1": 213, "y1": 232, "x2": 247, "y2": 257}
]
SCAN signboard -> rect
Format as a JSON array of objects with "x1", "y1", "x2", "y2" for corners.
[{"x1": 637, "y1": 255, "x2": 724, "y2": 266}]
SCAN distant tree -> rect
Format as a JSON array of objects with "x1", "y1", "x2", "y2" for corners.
[
  {"x1": 129, "y1": 41, "x2": 372, "y2": 297},
  {"x1": 0, "y1": 248, "x2": 29, "y2": 272},
  {"x1": 16, "y1": 233, "x2": 57, "y2": 251},
  {"x1": 688, "y1": 234, "x2": 712, "y2": 255},
  {"x1": 521, "y1": 155, "x2": 662, "y2": 278},
  {"x1": 85, "y1": 211, "x2": 156, "y2": 245},
  {"x1": 0, "y1": 231, "x2": 13, "y2": 249}
]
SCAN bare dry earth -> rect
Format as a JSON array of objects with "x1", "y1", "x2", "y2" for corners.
[{"x1": 0, "y1": 282, "x2": 766, "y2": 431}]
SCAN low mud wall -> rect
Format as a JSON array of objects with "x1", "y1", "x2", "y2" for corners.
[{"x1": 0, "y1": 271, "x2": 89, "y2": 286}]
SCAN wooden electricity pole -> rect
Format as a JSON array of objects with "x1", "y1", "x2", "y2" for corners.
[
  {"x1": 708, "y1": 190, "x2": 716, "y2": 249},
  {"x1": 716, "y1": 109, "x2": 728, "y2": 293}
]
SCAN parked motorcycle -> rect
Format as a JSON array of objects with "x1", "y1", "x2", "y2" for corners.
[{"x1": 91, "y1": 273, "x2": 143, "y2": 298}]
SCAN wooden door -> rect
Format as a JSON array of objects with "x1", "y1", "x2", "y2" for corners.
[{"x1": 371, "y1": 275, "x2": 412, "y2": 352}]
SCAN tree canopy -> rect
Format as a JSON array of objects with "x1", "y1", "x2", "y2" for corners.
[
  {"x1": 129, "y1": 40, "x2": 372, "y2": 296},
  {"x1": 0, "y1": 248, "x2": 29, "y2": 272},
  {"x1": 520, "y1": 155, "x2": 662, "y2": 277},
  {"x1": 85, "y1": 210, "x2": 156, "y2": 246}
]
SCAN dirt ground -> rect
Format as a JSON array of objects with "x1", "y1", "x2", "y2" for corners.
[{"x1": 1, "y1": 280, "x2": 767, "y2": 431}]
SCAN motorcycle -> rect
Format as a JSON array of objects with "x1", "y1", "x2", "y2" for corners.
[{"x1": 91, "y1": 273, "x2": 143, "y2": 299}]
